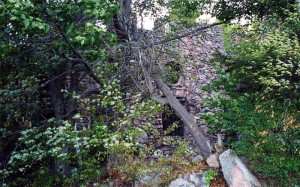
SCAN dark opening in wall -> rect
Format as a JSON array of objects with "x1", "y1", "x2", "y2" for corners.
[{"x1": 162, "y1": 97, "x2": 186, "y2": 136}]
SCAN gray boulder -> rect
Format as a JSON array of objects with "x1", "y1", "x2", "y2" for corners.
[
  {"x1": 188, "y1": 173, "x2": 207, "y2": 187},
  {"x1": 219, "y1": 149, "x2": 262, "y2": 187},
  {"x1": 169, "y1": 178, "x2": 195, "y2": 187},
  {"x1": 169, "y1": 173, "x2": 208, "y2": 187},
  {"x1": 134, "y1": 168, "x2": 163, "y2": 187},
  {"x1": 192, "y1": 155, "x2": 204, "y2": 162}
]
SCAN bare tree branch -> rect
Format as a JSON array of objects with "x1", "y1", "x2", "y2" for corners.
[
  {"x1": 63, "y1": 56, "x2": 104, "y2": 87},
  {"x1": 148, "y1": 22, "x2": 224, "y2": 47},
  {"x1": 0, "y1": 70, "x2": 71, "y2": 98}
]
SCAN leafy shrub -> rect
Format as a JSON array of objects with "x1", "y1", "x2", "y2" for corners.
[
  {"x1": 204, "y1": 24, "x2": 300, "y2": 186},
  {"x1": 108, "y1": 138, "x2": 207, "y2": 186},
  {"x1": 204, "y1": 168, "x2": 218, "y2": 186},
  {"x1": 161, "y1": 61, "x2": 183, "y2": 84},
  {"x1": 220, "y1": 30, "x2": 299, "y2": 100},
  {"x1": 1, "y1": 78, "x2": 162, "y2": 186},
  {"x1": 163, "y1": 66, "x2": 181, "y2": 84}
]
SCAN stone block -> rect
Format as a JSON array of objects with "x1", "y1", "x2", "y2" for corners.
[
  {"x1": 219, "y1": 149, "x2": 262, "y2": 187},
  {"x1": 206, "y1": 154, "x2": 220, "y2": 168}
]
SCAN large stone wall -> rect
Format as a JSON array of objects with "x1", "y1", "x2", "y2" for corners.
[
  {"x1": 140, "y1": 25, "x2": 225, "y2": 156},
  {"x1": 171, "y1": 25, "x2": 224, "y2": 153}
]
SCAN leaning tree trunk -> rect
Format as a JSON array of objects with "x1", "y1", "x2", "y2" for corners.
[
  {"x1": 113, "y1": 0, "x2": 213, "y2": 159},
  {"x1": 137, "y1": 54, "x2": 212, "y2": 159},
  {"x1": 152, "y1": 73, "x2": 212, "y2": 159}
]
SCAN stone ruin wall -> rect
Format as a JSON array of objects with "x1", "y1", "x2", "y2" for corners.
[
  {"x1": 135, "y1": 25, "x2": 225, "y2": 157},
  {"x1": 172, "y1": 25, "x2": 224, "y2": 153},
  {"x1": 76, "y1": 24, "x2": 225, "y2": 157}
]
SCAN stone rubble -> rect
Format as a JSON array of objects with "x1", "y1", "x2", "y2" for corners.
[{"x1": 192, "y1": 155, "x2": 204, "y2": 162}]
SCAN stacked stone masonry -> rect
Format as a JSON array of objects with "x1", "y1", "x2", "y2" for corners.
[{"x1": 146, "y1": 25, "x2": 225, "y2": 156}]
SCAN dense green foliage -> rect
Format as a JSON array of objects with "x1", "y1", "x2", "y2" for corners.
[
  {"x1": 168, "y1": 0, "x2": 205, "y2": 26},
  {"x1": 0, "y1": 0, "x2": 121, "y2": 185},
  {"x1": 0, "y1": 0, "x2": 207, "y2": 185},
  {"x1": 204, "y1": 17, "x2": 300, "y2": 186},
  {"x1": 213, "y1": 0, "x2": 297, "y2": 22}
]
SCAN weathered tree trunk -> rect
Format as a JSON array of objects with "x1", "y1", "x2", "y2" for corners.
[
  {"x1": 47, "y1": 71, "x2": 80, "y2": 178},
  {"x1": 48, "y1": 77, "x2": 72, "y2": 178},
  {"x1": 152, "y1": 73, "x2": 212, "y2": 159},
  {"x1": 113, "y1": 0, "x2": 135, "y2": 41}
]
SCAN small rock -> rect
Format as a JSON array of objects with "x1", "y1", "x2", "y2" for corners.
[
  {"x1": 169, "y1": 178, "x2": 195, "y2": 187},
  {"x1": 206, "y1": 154, "x2": 220, "y2": 168},
  {"x1": 194, "y1": 116, "x2": 200, "y2": 120},
  {"x1": 188, "y1": 173, "x2": 207, "y2": 187},
  {"x1": 202, "y1": 107, "x2": 210, "y2": 112},
  {"x1": 192, "y1": 155, "x2": 204, "y2": 162},
  {"x1": 137, "y1": 129, "x2": 149, "y2": 144},
  {"x1": 138, "y1": 169, "x2": 162, "y2": 186},
  {"x1": 170, "y1": 173, "x2": 208, "y2": 187}
]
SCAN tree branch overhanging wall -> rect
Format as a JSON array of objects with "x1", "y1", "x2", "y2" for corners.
[{"x1": 110, "y1": 2, "x2": 226, "y2": 159}]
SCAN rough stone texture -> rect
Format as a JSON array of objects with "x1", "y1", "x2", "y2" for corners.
[
  {"x1": 193, "y1": 155, "x2": 204, "y2": 162},
  {"x1": 137, "y1": 128, "x2": 149, "y2": 144},
  {"x1": 169, "y1": 26, "x2": 225, "y2": 153},
  {"x1": 188, "y1": 173, "x2": 208, "y2": 187},
  {"x1": 219, "y1": 150, "x2": 262, "y2": 187},
  {"x1": 206, "y1": 153, "x2": 220, "y2": 168},
  {"x1": 135, "y1": 169, "x2": 162, "y2": 187},
  {"x1": 170, "y1": 173, "x2": 208, "y2": 187},
  {"x1": 169, "y1": 178, "x2": 195, "y2": 187},
  {"x1": 132, "y1": 25, "x2": 225, "y2": 156},
  {"x1": 158, "y1": 26, "x2": 224, "y2": 155}
]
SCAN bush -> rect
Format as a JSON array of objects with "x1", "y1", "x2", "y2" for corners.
[
  {"x1": 108, "y1": 138, "x2": 207, "y2": 186},
  {"x1": 204, "y1": 24, "x2": 300, "y2": 186}
]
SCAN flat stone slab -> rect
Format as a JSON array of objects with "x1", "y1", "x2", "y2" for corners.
[{"x1": 219, "y1": 149, "x2": 262, "y2": 187}]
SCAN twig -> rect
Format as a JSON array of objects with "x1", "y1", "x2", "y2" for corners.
[{"x1": 147, "y1": 22, "x2": 224, "y2": 47}]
